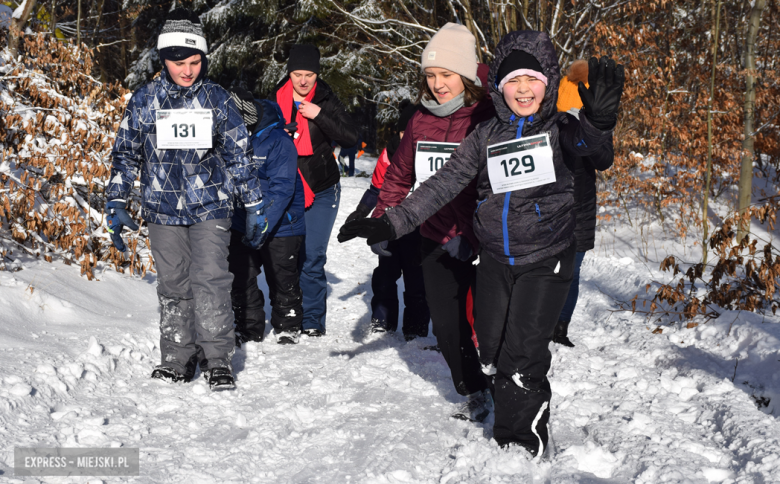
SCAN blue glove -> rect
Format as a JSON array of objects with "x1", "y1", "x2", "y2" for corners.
[
  {"x1": 371, "y1": 241, "x2": 392, "y2": 257},
  {"x1": 243, "y1": 201, "x2": 269, "y2": 249},
  {"x1": 442, "y1": 235, "x2": 473, "y2": 261},
  {"x1": 106, "y1": 200, "x2": 139, "y2": 251}
]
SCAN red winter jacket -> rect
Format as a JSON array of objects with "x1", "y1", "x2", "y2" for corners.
[
  {"x1": 371, "y1": 148, "x2": 391, "y2": 189},
  {"x1": 372, "y1": 64, "x2": 495, "y2": 251}
]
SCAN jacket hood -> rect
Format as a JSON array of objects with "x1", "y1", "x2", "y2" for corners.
[
  {"x1": 488, "y1": 31, "x2": 561, "y2": 124},
  {"x1": 252, "y1": 99, "x2": 285, "y2": 138}
]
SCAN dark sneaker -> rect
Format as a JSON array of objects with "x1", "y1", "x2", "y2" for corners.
[
  {"x1": 203, "y1": 367, "x2": 235, "y2": 391},
  {"x1": 451, "y1": 389, "x2": 493, "y2": 423},
  {"x1": 151, "y1": 366, "x2": 190, "y2": 383},
  {"x1": 276, "y1": 331, "x2": 300, "y2": 345},
  {"x1": 302, "y1": 328, "x2": 324, "y2": 337},
  {"x1": 235, "y1": 331, "x2": 263, "y2": 347},
  {"x1": 369, "y1": 318, "x2": 389, "y2": 333},
  {"x1": 552, "y1": 320, "x2": 575, "y2": 347}
]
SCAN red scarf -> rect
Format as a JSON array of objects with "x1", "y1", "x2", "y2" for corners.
[{"x1": 277, "y1": 79, "x2": 317, "y2": 156}]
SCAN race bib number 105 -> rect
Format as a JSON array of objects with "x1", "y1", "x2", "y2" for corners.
[
  {"x1": 156, "y1": 109, "x2": 213, "y2": 149},
  {"x1": 486, "y1": 133, "x2": 555, "y2": 194},
  {"x1": 413, "y1": 141, "x2": 460, "y2": 191}
]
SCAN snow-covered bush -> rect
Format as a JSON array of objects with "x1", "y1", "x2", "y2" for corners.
[{"x1": 0, "y1": 34, "x2": 151, "y2": 279}]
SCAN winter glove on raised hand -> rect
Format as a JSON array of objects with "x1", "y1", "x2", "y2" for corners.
[
  {"x1": 371, "y1": 241, "x2": 392, "y2": 257},
  {"x1": 106, "y1": 200, "x2": 139, "y2": 252},
  {"x1": 243, "y1": 201, "x2": 269, "y2": 249},
  {"x1": 346, "y1": 185, "x2": 380, "y2": 224},
  {"x1": 442, "y1": 235, "x2": 473, "y2": 261},
  {"x1": 338, "y1": 214, "x2": 396, "y2": 245},
  {"x1": 578, "y1": 56, "x2": 625, "y2": 131}
]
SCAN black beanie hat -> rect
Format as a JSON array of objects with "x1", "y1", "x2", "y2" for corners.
[
  {"x1": 158, "y1": 8, "x2": 208, "y2": 60},
  {"x1": 287, "y1": 44, "x2": 321, "y2": 74},
  {"x1": 396, "y1": 99, "x2": 418, "y2": 132},
  {"x1": 496, "y1": 50, "x2": 545, "y2": 87}
]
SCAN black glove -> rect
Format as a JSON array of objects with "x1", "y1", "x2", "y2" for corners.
[
  {"x1": 371, "y1": 241, "x2": 392, "y2": 257},
  {"x1": 346, "y1": 185, "x2": 380, "y2": 223},
  {"x1": 338, "y1": 214, "x2": 396, "y2": 245},
  {"x1": 578, "y1": 56, "x2": 625, "y2": 131},
  {"x1": 441, "y1": 235, "x2": 473, "y2": 261}
]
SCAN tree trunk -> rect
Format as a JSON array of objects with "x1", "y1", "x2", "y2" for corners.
[
  {"x1": 77, "y1": 0, "x2": 82, "y2": 46},
  {"x1": 8, "y1": 0, "x2": 38, "y2": 56},
  {"x1": 702, "y1": 0, "x2": 722, "y2": 266},
  {"x1": 50, "y1": 0, "x2": 56, "y2": 35},
  {"x1": 737, "y1": 0, "x2": 768, "y2": 242}
]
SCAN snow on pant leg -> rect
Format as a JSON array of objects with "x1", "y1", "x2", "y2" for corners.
[
  {"x1": 260, "y1": 235, "x2": 304, "y2": 334},
  {"x1": 420, "y1": 237, "x2": 487, "y2": 396},
  {"x1": 188, "y1": 219, "x2": 235, "y2": 371},
  {"x1": 227, "y1": 229, "x2": 266, "y2": 340},
  {"x1": 370, "y1": 238, "x2": 402, "y2": 331},
  {"x1": 557, "y1": 251, "x2": 586, "y2": 323},
  {"x1": 493, "y1": 244, "x2": 575, "y2": 454},
  {"x1": 473, "y1": 251, "x2": 515, "y2": 371},
  {"x1": 399, "y1": 228, "x2": 429, "y2": 337},
  {"x1": 299, "y1": 183, "x2": 340, "y2": 332},
  {"x1": 148, "y1": 223, "x2": 198, "y2": 375}
]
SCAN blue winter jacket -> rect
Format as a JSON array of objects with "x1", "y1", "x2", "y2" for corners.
[
  {"x1": 107, "y1": 72, "x2": 262, "y2": 225},
  {"x1": 232, "y1": 100, "x2": 306, "y2": 238}
]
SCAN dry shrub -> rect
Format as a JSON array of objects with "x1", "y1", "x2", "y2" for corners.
[{"x1": 0, "y1": 34, "x2": 152, "y2": 279}]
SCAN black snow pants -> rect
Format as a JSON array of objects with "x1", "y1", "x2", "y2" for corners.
[
  {"x1": 371, "y1": 228, "x2": 430, "y2": 337},
  {"x1": 421, "y1": 237, "x2": 488, "y2": 397},
  {"x1": 228, "y1": 230, "x2": 304, "y2": 338},
  {"x1": 475, "y1": 243, "x2": 575, "y2": 456}
]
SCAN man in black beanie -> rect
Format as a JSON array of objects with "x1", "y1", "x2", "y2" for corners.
[{"x1": 272, "y1": 44, "x2": 358, "y2": 337}]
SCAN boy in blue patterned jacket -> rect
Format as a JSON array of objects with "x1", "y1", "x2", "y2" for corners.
[{"x1": 106, "y1": 9, "x2": 265, "y2": 391}]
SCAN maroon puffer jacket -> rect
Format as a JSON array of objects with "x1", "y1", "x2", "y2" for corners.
[{"x1": 372, "y1": 64, "x2": 495, "y2": 251}]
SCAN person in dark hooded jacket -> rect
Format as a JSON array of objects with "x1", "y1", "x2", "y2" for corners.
[
  {"x1": 272, "y1": 44, "x2": 359, "y2": 337},
  {"x1": 339, "y1": 31, "x2": 624, "y2": 457},
  {"x1": 228, "y1": 89, "x2": 307, "y2": 346},
  {"x1": 345, "y1": 100, "x2": 430, "y2": 340},
  {"x1": 552, "y1": 60, "x2": 614, "y2": 348}
]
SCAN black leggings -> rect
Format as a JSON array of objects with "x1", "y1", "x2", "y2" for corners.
[{"x1": 420, "y1": 237, "x2": 487, "y2": 396}]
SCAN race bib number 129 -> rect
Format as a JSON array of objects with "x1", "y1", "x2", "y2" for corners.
[
  {"x1": 156, "y1": 109, "x2": 213, "y2": 149},
  {"x1": 486, "y1": 133, "x2": 555, "y2": 194}
]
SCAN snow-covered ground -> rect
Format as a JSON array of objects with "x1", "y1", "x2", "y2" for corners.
[{"x1": 1, "y1": 156, "x2": 780, "y2": 483}]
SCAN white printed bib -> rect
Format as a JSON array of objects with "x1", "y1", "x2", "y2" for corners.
[
  {"x1": 413, "y1": 141, "x2": 459, "y2": 192},
  {"x1": 156, "y1": 109, "x2": 213, "y2": 149},
  {"x1": 486, "y1": 134, "x2": 555, "y2": 194}
]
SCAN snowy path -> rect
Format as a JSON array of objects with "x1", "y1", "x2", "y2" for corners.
[{"x1": 1, "y1": 165, "x2": 780, "y2": 483}]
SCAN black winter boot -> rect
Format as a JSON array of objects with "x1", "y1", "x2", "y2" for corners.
[
  {"x1": 204, "y1": 367, "x2": 235, "y2": 391},
  {"x1": 552, "y1": 320, "x2": 575, "y2": 347}
]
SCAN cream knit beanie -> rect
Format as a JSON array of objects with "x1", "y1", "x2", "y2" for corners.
[{"x1": 421, "y1": 23, "x2": 478, "y2": 82}]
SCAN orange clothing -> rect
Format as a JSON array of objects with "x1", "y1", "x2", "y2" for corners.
[{"x1": 557, "y1": 76, "x2": 588, "y2": 113}]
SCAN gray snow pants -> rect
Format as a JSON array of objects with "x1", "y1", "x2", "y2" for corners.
[{"x1": 148, "y1": 219, "x2": 235, "y2": 374}]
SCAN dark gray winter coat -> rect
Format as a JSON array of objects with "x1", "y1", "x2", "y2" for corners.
[{"x1": 384, "y1": 31, "x2": 614, "y2": 265}]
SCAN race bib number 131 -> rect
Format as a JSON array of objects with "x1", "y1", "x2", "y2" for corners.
[
  {"x1": 156, "y1": 109, "x2": 213, "y2": 149},
  {"x1": 486, "y1": 133, "x2": 555, "y2": 194}
]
